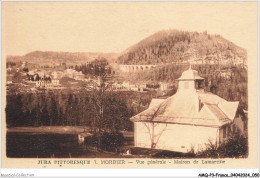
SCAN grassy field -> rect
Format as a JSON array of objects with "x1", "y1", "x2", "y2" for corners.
[
  {"x1": 7, "y1": 126, "x2": 134, "y2": 137},
  {"x1": 7, "y1": 126, "x2": 88, "y2": 134}
]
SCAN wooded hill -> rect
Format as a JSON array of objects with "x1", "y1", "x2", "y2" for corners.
[
  {"x1": 117, "y1": 30, "x2": 247, "y2": 65},
  {"x1": 7, "y1": 51, "x2": 118, "y2": 65}
]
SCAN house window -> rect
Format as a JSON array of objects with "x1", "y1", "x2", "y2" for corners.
[
  {"x1": 184, "y1": 82, "x2": 189, "y2": 89},
  {"x1": 223, "y1": 126, "x2": 226, "y2": 138},
  {"x1": 196, "y1": 80, "x2": 203, "y2": 89}
]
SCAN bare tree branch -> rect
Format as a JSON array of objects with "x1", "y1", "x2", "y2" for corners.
[{"x1": 141, "y1": 102, "x2": 168, "y2": 148}]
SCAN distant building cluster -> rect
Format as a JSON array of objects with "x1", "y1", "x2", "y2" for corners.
[
  {"x1": 25, "y1": 68, "x2": 87, "y2": 89},
  {"x1": 62, "y1": 69, "x2": 85, "y2": 80},
  {"x1": 110, "y1": 80, "x2": 172, "y2": 93},
  {"x1": 7, "y1": 60, "x2": 174, "y2": 93}
]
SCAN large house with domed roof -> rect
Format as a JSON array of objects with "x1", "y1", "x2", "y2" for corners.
[{"x1": 130, "y1": 66, "x2": 246, "y2": 153}]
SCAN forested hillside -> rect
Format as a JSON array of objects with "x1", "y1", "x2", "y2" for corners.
[
  {"x1": 117, "y1": 30, "x2": 247, "y2": 65},
  {"x1": 7, "y1": 51, "x2": 118, "y2": 65}
]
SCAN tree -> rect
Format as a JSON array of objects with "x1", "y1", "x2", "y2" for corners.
[
  {"x1": 89, "y1": 62, "x2": 113, "y2": 150},
  {"x1": 142, "y1": 102, "x2": 168, "y2": 149},
  {"x1": 49, "y1": 97, "x2": 58, "y2": 126}
]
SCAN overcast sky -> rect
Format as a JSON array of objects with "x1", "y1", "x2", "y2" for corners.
[{"x1": 2, "y1": 2, "x2": 257, "y2": 56}]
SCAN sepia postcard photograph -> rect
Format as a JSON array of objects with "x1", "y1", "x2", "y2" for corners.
[{"x1": 1, "y1": 1, "x2": 259, "y2": 176}]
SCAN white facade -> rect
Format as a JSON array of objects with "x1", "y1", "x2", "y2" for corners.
[
  {"x1": 52, "y1": 79, "x2": 60, "y2": 86},
  {"x1": 159, "y1": 82, "x2": 169, "y2": 91},
  {"x1": 36, "y1": 80, "x2": 52, "y2": 88},
  {"x1": 134, "y1": 122, "x2": 219, "y2": 153}
]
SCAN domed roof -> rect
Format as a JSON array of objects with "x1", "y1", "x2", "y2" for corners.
[{"x1": 176, "y1": 65, "x2": 204, "y2": 80}]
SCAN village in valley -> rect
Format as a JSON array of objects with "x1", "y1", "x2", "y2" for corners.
[
  {"x1": 6, "y1": 30, "x2": 249, "y2": 159},
  {"x1": 6, "y1": 56, "x2": 243, "y2": 95},
  {"x1": 6, "y1": 60, "x2": 172, "y2": 94}
]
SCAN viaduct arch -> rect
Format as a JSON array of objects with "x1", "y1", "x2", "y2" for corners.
[{"x1": 119, "y1": 65, "x2": 157, "y2": 72}]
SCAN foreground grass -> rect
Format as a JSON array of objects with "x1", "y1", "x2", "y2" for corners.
[
  {"x1": 7, "y1": 126, "x2": 87, "y2": 134},
  {"x1": 7, "y1": 126, "x2": 134, "y2": 137}
]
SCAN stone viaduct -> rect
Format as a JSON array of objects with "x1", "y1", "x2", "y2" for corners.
[{"x1": 119, "y1": 64, "x2": 157, "y2": 72}]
